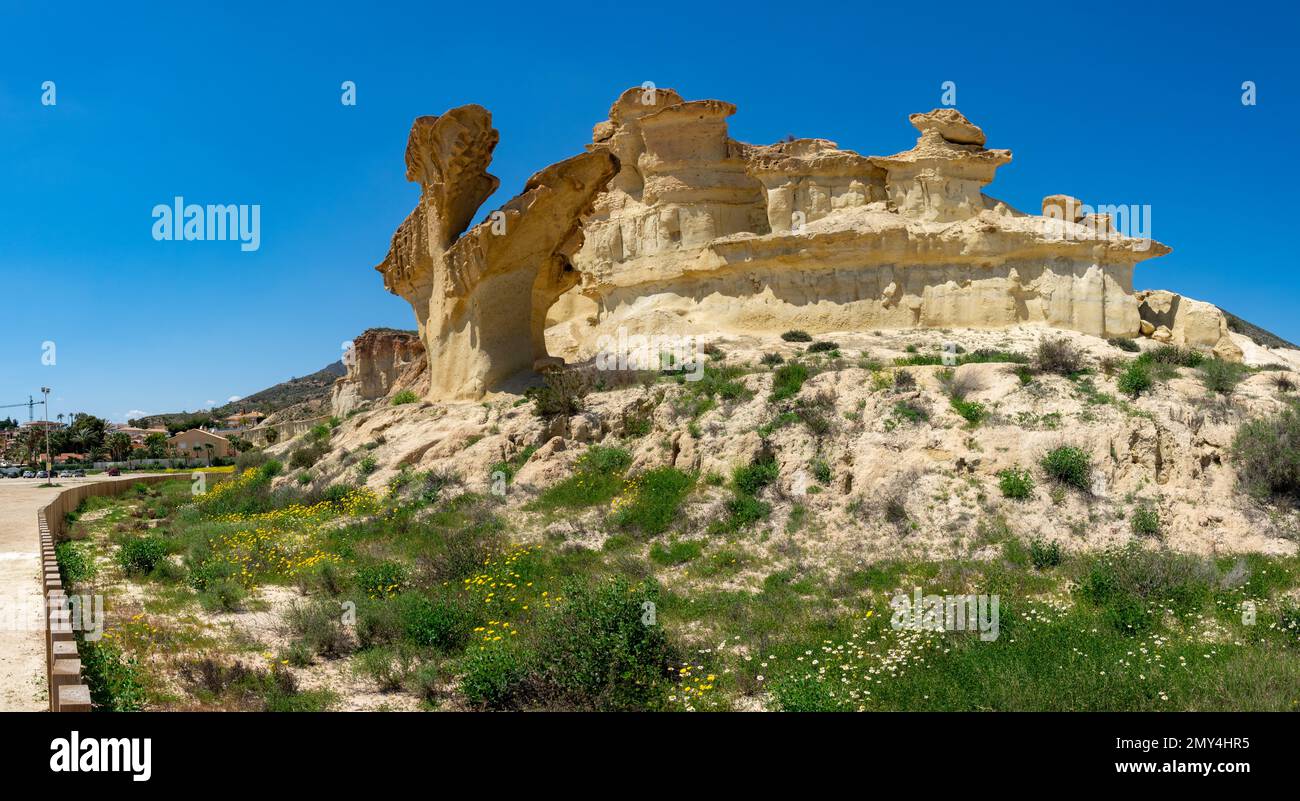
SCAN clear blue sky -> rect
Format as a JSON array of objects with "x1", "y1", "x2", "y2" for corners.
[{"x1": 1, "y1": 1, "x2": 1296, "y2": 422}]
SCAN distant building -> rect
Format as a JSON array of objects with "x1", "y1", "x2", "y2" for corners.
[
  {"x1": 110, "y1": 425, "x2": 168, "y2": 444},
  {"x1": 166, "y1": 429, "x2": 232, "y2": 459},
  {"x1": 223, "y1": 411, "x2": 266, "y2": 428}
]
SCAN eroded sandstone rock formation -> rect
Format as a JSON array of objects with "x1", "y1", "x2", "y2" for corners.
[
  {"x1": 377, "y1": 106, "x2": 617, "y2": 400},
  {"x1": 378, "y1": 88, "x2": 1175, "y2": 401},
  {"x1": 332, "y1": 328, "x2": 427, "y2": 415}
]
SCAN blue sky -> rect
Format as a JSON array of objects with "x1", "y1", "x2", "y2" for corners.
[{"x1": 1, "y1": 1, "x2": 1296, "y2": 422}]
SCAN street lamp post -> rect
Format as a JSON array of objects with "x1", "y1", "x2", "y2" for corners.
[{"x1": 40, "y1": 387, "x2": 51, "y2": 479}]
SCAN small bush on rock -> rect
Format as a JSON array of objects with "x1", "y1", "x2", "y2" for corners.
[{"x1": 1041, "y1": 445, "x2": 1092, "y2": 491}]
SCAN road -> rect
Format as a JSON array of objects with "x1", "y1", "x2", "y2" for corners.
[{"x1": 0, "y1": 476, "x2": 128, "y2": 711}]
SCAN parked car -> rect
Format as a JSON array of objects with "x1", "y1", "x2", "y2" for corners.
[
  {"x1": 22, "y1": 471, "x2": 35, "y2": 479},
  {"x1": 72, "y1": 470, "x2": 86, "y2": 478},
  {"x1": 35, "y1": 471, "x2": 49, "y2": 479},
  {"x1": 106, "y1": 467, "x2": 121, "y2": 476}
]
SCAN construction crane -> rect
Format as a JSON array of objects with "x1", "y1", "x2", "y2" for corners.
[{"x1": 0, "y1": 396, "x2": 39, "y2": 422}]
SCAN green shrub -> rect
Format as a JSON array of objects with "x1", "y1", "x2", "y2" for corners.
[
  {"x1": 1139, "y1": 345, "x2": 1205, "y2": 368},
  {"x1": 409, "y1": 662, "x2": 442, "y2": 705},
  {"x1": 532, "y1": 578, "x2": 674, "y2": 711},
  {"x1": 1108, "y1": 337, "x2": 1140, "y2": 353},
  {"x1": 807, "y1": 340, "x2": 838, "y2": 353},
  {"x1": 997, "y1": 467, "x2": 1034, "y2": 500},
  {"x1": 117, "y1": 535, "x2": 168, "y2": 576},
  {"x1": 733, "y1": 455, "x2": 779, "y2": 496},
  {"x1": 198, "y1": 579, "x2": 247, "y2": 612},
  {"x1": 770, "y1": 362, "x2": 809, "y2": 401},
  {"x1": 286, "y1": 599, "x2": 352, "y2": 657},
  {"x1": 1231, "y1": 404, "x2": 1300, "y2": 500},
  {"x1": 460, "y1": 641, "x2": 529, "y2": 710},
  {"x1": 1131, "y1": 506, "x2": 1161, "y2": 537},
  {"x1": 760, "y1": 352, "x2": 784, "y2": 366},
  {"x1": 354, "y1": 646, "x2": 413, "y2": 692},
  {"x1": 893, "y1": 369, "x2": 916, "y2": 390},
  {"x1": 1035, "y1": 338, "x2": 1085, "y2": 375},
  {"x1": 1198, "y1": 359, "x2": 1248, "y2": 395},
  {"x1": 1117, "y1": 361, "x2": 1153, "y2": 397},
  {"x1": 79, "y1": 639, "x2": 146, "y2": 711},
  {"x1": 649, "y1": 539, "x2": 703, "y2": 565},
  {"x1": 780, "y1": 330, "x2": 812, "y2": 342},
  {"x1": 355, "y1": 560, "x2": 407, "y2": 598},
  {"x1": 1029, "y1": 538, "x2": 1062, "y2": 569},
  {"x1": 525, "y1": 369, "x2": 590, "y2": 417},
  {"x1": 950, "y1": 397, "x2": 986, "y2": 424},
  {"x1": 1041, "y1": 445, "x2": 1092, "y2": 491},
  {"x1": 289, "y1": 442, "x2": 328, "y2": 470},
  {"x1": 56, "y1": 541, "x2": 97, "y2": 585},
  {"x1": 892, "y1": 400, "x2": 928, "y2": 424},
  {"x1": 811, "y1": 459, "x2": 832, "y2": 484},
  {"x1": 400, "y1": 592, "x2": 476, "y2": 651},
  {"x1": 611, "y1": 467, "x2": 695, "y2": 535},
  {"x1": 722, "y1": 493, "x2": 771, "y2": 530},
  {"x1": 358, "y1": 455, "x2": 378, "y2": 475},
  {"x1": 234, "y1": 448, "x2": 269, "y2": 474},
  {"x1": 390, "y1": 390, "x2": 419, "y2": 405},
  {"x1": 1076, "y1": 545, "x2": 1214, "y2": 633}
]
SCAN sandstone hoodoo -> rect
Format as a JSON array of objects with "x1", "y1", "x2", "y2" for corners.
[
  {"x1": 378, "y1": 88, "x2": 1177, "y2": 402},
  {"x1": 331, "y1": 328, "x2": 427, "y2": 415}
]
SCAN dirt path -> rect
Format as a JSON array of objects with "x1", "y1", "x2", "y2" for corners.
[{"x1": 0, "y1": 476, "x2": 140, "y2": 711}]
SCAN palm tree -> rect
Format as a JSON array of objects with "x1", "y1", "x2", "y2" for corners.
[
  {"x1": 203, "y1": 443, "x2": 214, "y2": 467},
  {"x1": 105, "y1": 432, "x2": 133, "y2": 463}
]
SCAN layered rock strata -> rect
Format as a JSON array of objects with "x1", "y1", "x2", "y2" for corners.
[{"x1": 377, "y1": 89, "x2": 1173, "y2": 400}]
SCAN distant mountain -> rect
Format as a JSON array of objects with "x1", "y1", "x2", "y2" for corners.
[
  {"x1": 1222, "y1": 310, "x2": 1299, "y2": 351},
  {"x1": 131, "y1": 361, "x2": 345, "y2": 430}
]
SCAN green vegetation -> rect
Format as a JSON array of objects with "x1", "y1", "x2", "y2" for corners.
[
  {"x1": 390, "y1": 390, "x2": 419, "y2": 405},
  {"x1": 650, "y1": 539, "x2": 703, "y2": 566},
  {"x1": 1041, "y1": 445, "x2": 1092, "y2": 491},
  {"x1": 891, "y1": 400, "x2": 928, "y2": 425},
  {"x1": 770, "y1": 362, "x2": 809, "y2": 402},
  {"x1": 1034, "y1": 338, "x2": 1085, "y2": 376},
  {"x1": 711, "y1": 453, "x2": 778, "y2": 535},
  {"x1": 949, "y1": 397, "x2": 986, "y2": 425},
  {"x1": 1117, "y1": 360, "x2": 1153, "y2": 398},
  {"x1": 117, "y1": 535, "x2": 169, "y2": 576},
  {"x1": 1028, "y1": 538, "x2": 1062, "y2": 569},
  {"x1": 997, "y1": 467, "x2": 1034, "y2": 500},
  {"x1": 767, "y1": 548, "x2": 1300, "y2": 711},
  {"x1": 1232, "y1": 402, "x2": 1300, "y2": 501},
  {"x1": 1131, "y1": 506, "x2": 1161, "y2": 537},
  {"x1": 1107, "y1": 337, "x2": 1140, "y2": 353},
  {"x1": 1197, "y1": 358, "x2": 1248, "y2": 395},
  {"x1": 611, "y1": 467, "x2": 695, "y2": 535},
  {"x1": 525, "y1": 370, "x2": 590, "y2": 417},
  {"x1": 894, "y1": 349, "x2": 1028, "y2": 367},
  {"x1": 780, "y1": 330, "x2": 812, "y2": 342},
  {"x1": 529, "y1": 446, "x2": 632, "y2": 510}
]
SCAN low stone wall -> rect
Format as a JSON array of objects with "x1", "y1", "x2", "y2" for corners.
[{"x1": 39, "y1": 473, "x2": 227, "y2": 711}]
